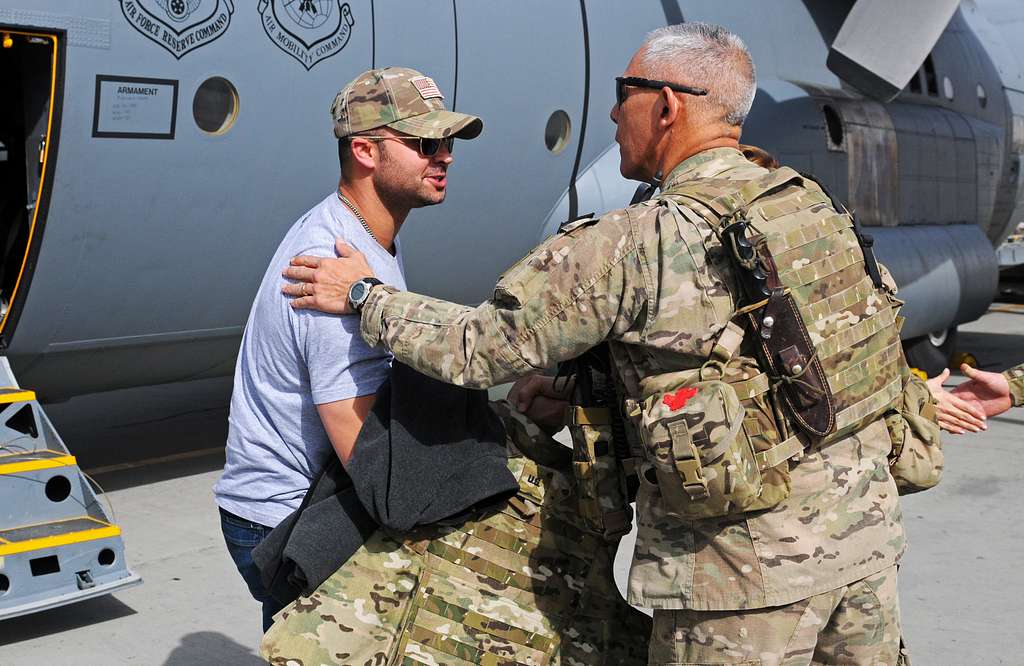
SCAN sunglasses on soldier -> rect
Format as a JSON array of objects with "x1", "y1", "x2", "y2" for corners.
[
  {"x1": 614, "y1": 76, "x2": 708, "y2": 107},
  {"x1": 355, "y1": 134, "x2": 455, "y2": 157}
]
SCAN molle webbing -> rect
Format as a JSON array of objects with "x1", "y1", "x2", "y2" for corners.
[
  {"x1": 772, "y1": 214, "x2": 854, "y2": 260},
  {"x1": 828, "y1": 340, "x2": 902, "y2": 394},
  {"x1": 396, "y1": 590, "x2": 550, "y2": 666},
  {"x1": 804, "y1": 278, "x2": 877, "y2": 324},
  {"x1": 395, "y1": 464, "x2": 611, "y2": 665},
  {"x1": 834, "y1": 375, "x2": 903, "y2": 432},
  {"x1": 664, "y1": 166, "x2": 903, "y2": 441},
  {"x1": 817, "y1": 304, "x2": 898, "y2": 361},
  {"x1": 778, "y1": 245, "x2": 863, "y2": 285},
  {"x1": 404, "y1": 591, "x2": 556, "y2": 659}
]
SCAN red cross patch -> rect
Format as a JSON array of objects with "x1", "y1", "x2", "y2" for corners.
[{"x1": 662, "y1": 387, "x2": 699, "y2": 411}]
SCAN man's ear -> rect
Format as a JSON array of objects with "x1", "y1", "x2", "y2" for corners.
[
  {"x1": 658, "y1": 87, "x2": 681, "y2": 128},
  {"x1": 349, "y1": 137, "x2": 378, "y2": 171}
]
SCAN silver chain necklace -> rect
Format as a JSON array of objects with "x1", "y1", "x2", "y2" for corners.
[{"x1": 337, "y1": 191, "x2": 379, "y2": 245}]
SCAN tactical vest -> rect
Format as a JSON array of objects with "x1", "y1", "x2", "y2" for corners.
[
  {"x1": 624, "y1": 166, "x2": 905, "y2": 520},
  {"x1": 260, "y1": 426, "x2": 651, "y2": 666}
]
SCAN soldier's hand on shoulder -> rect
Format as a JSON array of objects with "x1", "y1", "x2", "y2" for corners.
[{"x1": 282, "y1": 240, "x2": 375, "y2": 315}]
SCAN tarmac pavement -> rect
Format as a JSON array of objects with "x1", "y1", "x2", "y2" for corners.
[{"x1": 0, "y1": 308, "x2": 1022, "y2": 664}]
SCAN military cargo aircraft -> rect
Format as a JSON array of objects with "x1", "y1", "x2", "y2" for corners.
[{"x1": 0, "y1": 0, "x2": 1022, "y2": 617}]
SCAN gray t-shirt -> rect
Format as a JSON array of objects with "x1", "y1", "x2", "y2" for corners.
[{"x1": 214, "y1": 192, "x2": 406, "y2": 527}]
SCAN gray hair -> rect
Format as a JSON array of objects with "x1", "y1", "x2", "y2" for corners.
[{"x1": 639, "y1": 22, "x2": 756, "y2": 126}]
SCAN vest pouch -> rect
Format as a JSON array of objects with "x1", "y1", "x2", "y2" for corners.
[
  {"x1": 740, "y1": 383, "x2": 795, "y2": 511},
  {"x1": 568, "y1": 413, "x2": 634, "y2": 540},
  {"x1": 637, "y1": 379, "x2": 762, "y2": 520}
]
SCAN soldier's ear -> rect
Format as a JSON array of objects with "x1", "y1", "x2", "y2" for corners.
[{"x1": 658, "y1": 87, "x2": 681, "y2": 128}]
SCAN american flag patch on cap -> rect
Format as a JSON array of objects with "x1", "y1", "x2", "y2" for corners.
[{"x1": 410, "y1": 76, "x2": 444, "y2": 100}]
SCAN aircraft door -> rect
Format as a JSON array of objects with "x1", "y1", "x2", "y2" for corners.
[{"x1": 0, "y1": 30, "x2": 59, "y2": 343}]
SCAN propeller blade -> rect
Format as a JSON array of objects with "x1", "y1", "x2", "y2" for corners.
[{"x1": 827, "y1": 0, "x2": 960, "y2": 102}]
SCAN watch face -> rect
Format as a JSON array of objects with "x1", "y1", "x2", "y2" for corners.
[{"x1": 350, "y1": 282, "x2": 367, "y2": 304}]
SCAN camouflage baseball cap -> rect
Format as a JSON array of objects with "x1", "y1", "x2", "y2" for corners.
[{"x1": 331, "y1": 67, "x2": 482, "y2": 140}]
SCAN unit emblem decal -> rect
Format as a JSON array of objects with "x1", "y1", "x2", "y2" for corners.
[
  {"x1": 258, "y1": 0, "x2": 355, "y2": 70},
  {"x1": 120, "y1": 0, "x2": 234, "y2": 59}
]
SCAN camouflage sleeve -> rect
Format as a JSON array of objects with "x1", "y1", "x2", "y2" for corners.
[
  {"x1": 1004, "y1": 363, "x2": 1024, "y2": 407},
  {"x1": 359, "y1": 211, "x2": 646, "y2": 388},
  {"x1": 887, "y1": 358, "x2": 943, "y2": 494}
]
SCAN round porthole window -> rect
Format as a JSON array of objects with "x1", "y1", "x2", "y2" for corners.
[
  {"x1": 544, "y1": 110, "x2": 571, "y2": 155},
  {"x1": 943, "y1": 76, "x2": 955, "y2": 101},
  {"x1": 193, "y1": 76, "x2": 238, "y2": 135},
  {"x1": 977, "y1": 84, "x2": 988, "y2": 109}
]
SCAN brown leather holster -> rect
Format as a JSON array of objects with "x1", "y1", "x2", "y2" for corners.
[{"x1": 727, "y1": 225, "x2": 836, "y2": 437}]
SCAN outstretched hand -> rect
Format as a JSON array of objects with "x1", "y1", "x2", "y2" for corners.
[
  {"x1": 925, "y1": 368, "x2": 986, "y2": 434},
  {"x1": 282, "y1": 239, "x2": 375, "y2": 314},
  {"x1": 951, "y1": 363, "x2": 1013, "y2": 419}
]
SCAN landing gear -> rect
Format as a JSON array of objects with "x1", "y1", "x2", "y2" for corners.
[{"x1": 903, "y1": 327, "x2": 958, "y2": 378}]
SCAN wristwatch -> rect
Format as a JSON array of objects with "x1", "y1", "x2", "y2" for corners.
[{"x1": 347, "y1": 277, "x2": 383, "y2": 312}]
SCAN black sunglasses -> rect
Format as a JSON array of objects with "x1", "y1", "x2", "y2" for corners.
[
  {"x1": 357, "y1": 134, "x2": 455, "y2": 156},
  {"x1": 615, "y1": 76, "x2": 709, "y2": 107}
]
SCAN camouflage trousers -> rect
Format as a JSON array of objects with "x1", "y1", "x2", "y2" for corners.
[{"x1": 648, "y1": 565, "x2": 907, "y2": 665}]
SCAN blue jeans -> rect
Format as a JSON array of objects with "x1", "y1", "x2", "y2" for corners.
[{"x1": 219, "y1": 507, "x2": 286, "y2": 632}]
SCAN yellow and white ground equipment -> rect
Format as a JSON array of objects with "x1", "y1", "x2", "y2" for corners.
[{"x1": 0, "y1": 366, "x2": 140, "y2": 620}]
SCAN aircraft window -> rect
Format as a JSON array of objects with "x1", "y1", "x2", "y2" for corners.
[
  {"x1": 909, "y1": 71, "x2": 922, "y2": 95},
  {"x1": 977, "y1": 84, "x2": 988, "y2": 109},
  {"x1": 943, "y1": 77, "x2": 954, "y2": 101},
  {"x1": 193, "y1": 77, "x2": 238, "y2": 135},
  {"x1": 823, "y1": 105, "x2": 844, "y2": 151},
  {"x1": 0, "y1": 573, "x2": 8, "y2": 595},
  {"x1": 923, "y1": 56, "x2": 938, "y2": 97},
  {"x1": 544, "y1": 110, "x2": 571, "y2": 155}
]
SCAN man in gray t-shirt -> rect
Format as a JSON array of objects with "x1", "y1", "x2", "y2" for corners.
[
  {"x1": 213, "y1": 67, "x2": 482, "y2": 631},
  {"x1": 214, "y1": 193, "x2": 407, "y2": 528}
]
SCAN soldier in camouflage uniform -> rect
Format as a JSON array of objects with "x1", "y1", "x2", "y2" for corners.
[
  {"x1": 261, "y1": 400, "x2": 652, "y2": 665},
  {"x1": 283, "y1": 23, "x2": 937, "y2": 665}
]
